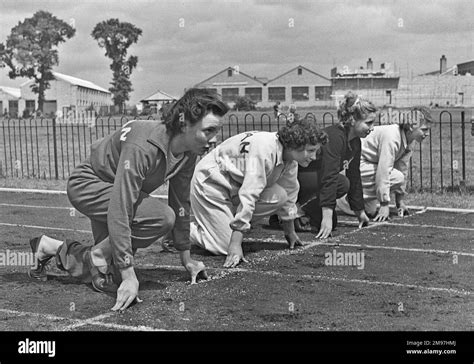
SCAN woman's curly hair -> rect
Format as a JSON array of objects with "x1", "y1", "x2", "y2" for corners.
[
  {"x1": 277, "y1": 117, "x2": 328, "y2": 149},
  {"x1": 163, "y1": 88, "x2": 229, "y2": 136},
  {"x1": 337, "y1": 91, "x2": 377, "y2": 124}
]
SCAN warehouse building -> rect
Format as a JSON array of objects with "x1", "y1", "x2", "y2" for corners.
[
  {"x1": 331, "y1": 58, "x2": 400, "y2": 106},
  {"x1": 20, "y1": 72, "x2": 113, "y2": 117},
  {"x1": 333, "y1": 56, "x2": 474, "y2": 107},
  {"x1": 194, "y1": 65, "x2": 332, "y2": 108}
]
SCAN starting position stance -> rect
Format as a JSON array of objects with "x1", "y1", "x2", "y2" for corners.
[
  {"x1": 28, "y1": 88, "x2": 229, "y2": 311},
  {"x1": 338, "y1": 106, "x2": 433, "y2": 220},
  {"x1": 293, "y1": 92, "x2": 375, "y2": 238},
  {"x1": 190, "y1": 118, "x2": 328, "y2": 267}
]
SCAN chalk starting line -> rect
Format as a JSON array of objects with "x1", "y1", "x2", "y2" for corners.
[
  {"x1": 0, "y1": 187, "x2": 473, "y2": 213},
  {"x1": 0, "y1": 308, "x2": 175, "y2": 332}
]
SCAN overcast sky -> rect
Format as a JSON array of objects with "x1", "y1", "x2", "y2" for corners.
[{"x1": 1, "y1": 0, "x2": 473, "y2": 105}]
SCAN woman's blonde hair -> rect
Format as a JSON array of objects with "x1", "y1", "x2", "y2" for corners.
[{"x1": 337, "y1": 91, "x2": 377, "y2": 124}]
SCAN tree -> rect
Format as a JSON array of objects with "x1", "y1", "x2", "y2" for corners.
[
  {"x1": 91, "y1": 19, "x2": 142, "y2": 114},
  {"x1": 234, "y1": 96, "x2": 256, "y2": 111},
  {"x1": 0, "y1": 11, "x2": 75, "y2": 113}
]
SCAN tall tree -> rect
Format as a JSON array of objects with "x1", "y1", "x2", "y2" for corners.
[
  {"x1": 91, "y1": 19, "x2": 142, "y2": 113},
  {"x1": 0, "y1": 10, "x2": 75, "y2": 113}
]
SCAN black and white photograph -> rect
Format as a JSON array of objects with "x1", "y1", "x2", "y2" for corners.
[{"x1": 0, "y1": 0, "x2": 473, "y2": 358}]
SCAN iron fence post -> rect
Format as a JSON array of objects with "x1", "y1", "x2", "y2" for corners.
[
  {"x1": 52, "y1": 117, "x2": 59, "y2": 179},
  {"x1": 461, "y1": 111, "x2": 465, "y2": 182}
]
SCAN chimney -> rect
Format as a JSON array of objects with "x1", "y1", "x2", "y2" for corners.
[
  {"x1": 440, "y1": 55, "x2": 447, "y2": 74},
  {"x1": 367, "y1": 58, "x2": 373, "y2": 71}
]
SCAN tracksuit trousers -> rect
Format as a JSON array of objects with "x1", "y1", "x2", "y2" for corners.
[
  {"x1": 297, "y1": 169, "x2": 350, "y2": 228},
  {"x1": 55, "y1": 162, "x2": 174, "y2": 281},
  {"x1": 190, "y1": 160, "x2": 289, "y2": 256}
]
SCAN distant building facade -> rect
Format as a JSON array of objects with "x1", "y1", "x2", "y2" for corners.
[
  {"x1": 194, "y1": 58, "x2": 474, "y2": 110},
  {"x1": 20, "y1": 72, "x2": 112, "y2": 117},
  {"x1": 333, "y1": 56, "x2": 474, "y2": 107},
  {"x1": 0, "y1": 86, "x2": 21, "y2": 117},
  {"x1": 331, "y1": 58, "x2": 400, "y2": 106},
  {"x1": 194, "y1": 65, "x2": 332, "y2": 108}
]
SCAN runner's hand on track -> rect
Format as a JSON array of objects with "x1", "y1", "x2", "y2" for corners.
[
  {"x1": 224, "y1": 244, "x2": 248, "y2": 268},
  {"x1": 111, "y1": 276, "x2": 139, "y2": 312},
  {"x1": 373, "y1": 205, "x2": 390, "y2": 222},
  {"x1": 284, "y1": 234, "x2": 304, "y2": 249},
  {"x1": 185, "y1": 259, "x2": 208, "y2": 284},
  {"x1": 315, "y1": 216, "x2": 333, "y2": 239},
  {"x1": 355, "y1": 210, "x2": 370, "y2": 228}
]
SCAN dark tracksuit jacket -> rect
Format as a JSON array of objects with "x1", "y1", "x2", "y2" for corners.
[
  {"x1": 86, "y1": 120, "x2": 196, "y2": 269},
  {"x1": 300, "y1": 124, "x2": 365, "y2": 212}
]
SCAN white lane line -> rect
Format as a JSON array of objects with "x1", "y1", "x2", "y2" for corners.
[
  {"x1": 75, "y1": 321, "x2": 175, "y2": 331},
  {"x1": 0, "y1": 188, "x2": 67, "y2": 195},
  {"x1": 0, "y1": 203, "x2": 72, "y2": 210},
  {"x1": 0, "y1": 222, "x2": 90, "y2": 234},
  {"x1": 0, "y1": 188, "x2": 472, "y2": 213},
  {"x1": 0, "y1": 308, "x2": 75, "y2": 323},
  {"x1": 0, "y1": 308, "x2": 173, "y2": 332},
  {"x1": 246, "y1": 221, "x2": 388, "y2": 264},
  {"x1": 62, "y1": 312, "x2": 115, "y2": 331},
  {"x1": 158, "y1": 263, "x2": 472, "y2": 296},
  {"x1": 5, "y1": 205, "x2": 471, "y2": 231},
  {"x1": 383, "y1": 222, "x2": 474, "y2": 232},
  {"x1": 62, "y1": 311, "x2": 171, "y2": 331},
  {"x1": 0, "y1": 187, "x2": 167, "y2": 199},
  {"x1": 240, "y1": 269, "x2": 473, "y2": 296},
  {"x1": 243, "y1": 238, "x2": 474, "y2": 257},
  {"x1": 0, "y1": 218, "x2": 471, "y2": 257}
]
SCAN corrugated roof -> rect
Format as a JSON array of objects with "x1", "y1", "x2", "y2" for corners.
[
  {"x1": 53, "y1": 72, "x2": 110, "y2": 93},
  {"x1": 0, "y1": 86, "x2": 21, "y2": 98}
]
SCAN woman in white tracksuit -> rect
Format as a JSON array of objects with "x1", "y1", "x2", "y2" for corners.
[
  {"x1": 338, "y1": 107, "x2": 433, "y2": 221},
  {"x1": 190, "y1": 118, "x2": 328, "y2": 268}
]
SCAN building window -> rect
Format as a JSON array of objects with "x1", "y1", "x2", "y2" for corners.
[
  {"x1": 268, "y1": 87, "x2": 286, "y2": 102},
  {"x1": 222, "y1": 88, "x2": 239, "y2": 102},
  {"x1": 25, "y1": 100, "x2": 36, "y2": 114},
  {"x1": 291, "y1": 87, "x2": 309, "y2": 101},
  {"x1": 8, "y1": 100, "x2": 19, "y2": 117},
  {"x1": 298, "y1": 68, "x2": 302, "y2": 75},
  {"x1": 227, "y1": 69, "x2": 233, "y2": 77},
  {"x1": 315, "y1": 86, "x2": 331, "y2": 101},
  {"x1": 244, "y1": 87, "x2": 262, "y2": 102}
]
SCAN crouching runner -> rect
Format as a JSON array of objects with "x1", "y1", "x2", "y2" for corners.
[
  {"x1": 28, "y1": 88, "x2": 229, "y2": 311},
  {"x1": 337, "y1": 106, "x2": 433, "y2": 220},
  {"x1": 189, "y1": 118, "x2": 328, "y2": 268}
]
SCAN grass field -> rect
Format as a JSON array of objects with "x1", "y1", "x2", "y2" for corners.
[{"x1": 1, "y1": 108, "x2": 473, "y2": 192}]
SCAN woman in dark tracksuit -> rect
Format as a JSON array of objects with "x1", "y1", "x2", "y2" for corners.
[
  {"x1": 28, "y1": 88, "x2": 229, "y2": 311},
  {"x1": 295, "y1": 92, "x2": 377, "y2": 238}
]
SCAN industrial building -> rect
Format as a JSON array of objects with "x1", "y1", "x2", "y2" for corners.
[
  {"x1": 194, "y1": 65, "x2": 332, "y2": 108},
  {"x1": 19, "y1": 72, "x2": 113, "y2": 117},
  {"x1": 195, "y1": 55, "x2": 474, "y2": 109},
  {"x1": 332, "y1": 56, "x2": 474, "y2": 107}
]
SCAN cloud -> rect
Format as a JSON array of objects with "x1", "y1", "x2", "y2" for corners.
[{"x1": 1, "y1": 0, "x2": 472, "y2": 104}]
